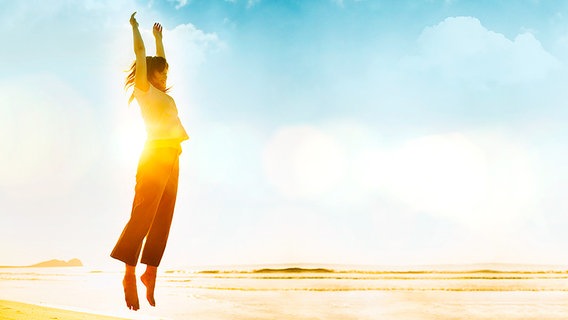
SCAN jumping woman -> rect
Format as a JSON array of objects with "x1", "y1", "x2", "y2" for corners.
[{"x1": 111, "y1": 12, "x2": 189, "y2": 311}]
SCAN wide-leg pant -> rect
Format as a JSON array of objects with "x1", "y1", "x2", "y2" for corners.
[{"x1": 111, "y1": 146, "x2": 180, "y2": 267}]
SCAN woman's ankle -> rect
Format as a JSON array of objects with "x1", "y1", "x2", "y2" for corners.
[{"x1": 125, "y1": 264, "x2": 136, "y2": 276}]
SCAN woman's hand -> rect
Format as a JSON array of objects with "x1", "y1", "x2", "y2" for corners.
[
  {"x1": 154, "y1": 23, "x2": 165, "y2": 58},
  {"x1": 130, "y1": 12, "x2": 139, "y2": 28},
  {"x1": 153, "y1": 23, "x2": 163, "y2": 40}
]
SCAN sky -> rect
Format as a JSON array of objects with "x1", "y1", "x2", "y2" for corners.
[{"x1": 1, "y1": 0, "x2": 568, "y2": 269}]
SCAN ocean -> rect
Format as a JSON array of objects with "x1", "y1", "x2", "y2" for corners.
[{"x1": 1, "y1": 264, "x2": 568, "y2": 319}]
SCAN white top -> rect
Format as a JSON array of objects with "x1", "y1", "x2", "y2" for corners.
[{"x1": 134, "y1": 84, "x2": 189, "y2": 144}]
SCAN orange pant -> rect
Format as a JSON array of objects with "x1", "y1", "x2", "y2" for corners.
[{"x1": 111, "y1": 146, "x2": 180, "y2": 266}]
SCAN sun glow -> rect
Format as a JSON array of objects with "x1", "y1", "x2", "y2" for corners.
[{"x1": 113, "y1": 102, "x2": 146, "y2": 167}]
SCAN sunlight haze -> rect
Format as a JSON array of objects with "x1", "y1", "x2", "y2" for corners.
[{"x1": 1, "y1": 0, "x2": 568, "y2": 269}]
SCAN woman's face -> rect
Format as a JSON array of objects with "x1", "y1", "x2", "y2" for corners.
[{"x1": 151, "y1": 67, "x2": 168, "y2": 91}]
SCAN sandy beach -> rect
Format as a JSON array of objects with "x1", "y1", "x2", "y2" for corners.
[{"x1": 0, "y1": 300, "x2": 129, "y2": 320}]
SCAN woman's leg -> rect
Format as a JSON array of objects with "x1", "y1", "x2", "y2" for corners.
[
  {"x1": 110, "y1": 148, "x2": 177, "y2": 266},
  {"x1": 140, "y1": 153, "x2": 179, "y2": 306},
  {"x1": 123, "y1": 264, "x2": 139, "y2": 310},
  {"x1": 111, "y1": 148, "x2": 177, "y2": 310},
  {"x1": 140, "y1": 154, "x2": 179, "y2": 266},
  {"x1": 141, "y1": 264, "x2": 158, "y2": 306}
]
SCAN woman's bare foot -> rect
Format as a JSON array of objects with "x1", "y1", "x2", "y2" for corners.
[
  {"x1": 141, "y1": 265, "x2": 157, "y2": 307},
  {"x1": 123, "y1": 265, "x2": 139, "y2": 310}
]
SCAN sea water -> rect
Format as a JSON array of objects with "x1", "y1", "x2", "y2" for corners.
[{"x1": 1, "y1": 265, "x2": 568, "y2": 319}]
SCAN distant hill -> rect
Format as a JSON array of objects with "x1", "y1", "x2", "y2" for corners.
[
  {"x1": 29, "y1": 259, "x2": 83, "y2": 267},
  {"x1": 0, "y1": 258, "x2": 83, "y2": 268}
]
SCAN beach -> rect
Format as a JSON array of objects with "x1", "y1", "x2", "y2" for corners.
[
  {"x1": 0, "y1": 300, "x2": 129, "y2": 320},
  {"x1": 1, "y1": 265, "x2": 568, "y2": 319}
]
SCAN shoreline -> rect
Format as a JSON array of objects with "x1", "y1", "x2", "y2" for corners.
[{"x1": 0, "y1": 300, "x2": 131, "y2": 320}]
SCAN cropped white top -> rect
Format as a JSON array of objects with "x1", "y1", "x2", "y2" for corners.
[{"x1": 134, "y1": 84, "x2": 189, "y2": 147}]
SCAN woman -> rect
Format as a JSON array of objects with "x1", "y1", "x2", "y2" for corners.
[{"x1": 111, "y1": 12, "x2": 189, "y2": 311}]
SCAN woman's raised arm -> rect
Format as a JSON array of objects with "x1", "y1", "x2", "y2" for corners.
[
  {"x1": 153, "y1": 23, "x2": 166, "y2": 59},
  {"x1": 130, "y1": 12, "x2": 149, "y2": 91}
]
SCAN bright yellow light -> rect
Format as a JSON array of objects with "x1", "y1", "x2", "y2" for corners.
[{"x1": 114, "y1": 103, "x2": 146, "y2": 166}]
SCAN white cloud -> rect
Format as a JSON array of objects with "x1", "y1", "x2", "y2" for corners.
[
  {"x1": 247, "y1": 0, "x2": 261, "y2": 8},
  {"x1": 168, "y1": 0, "x2": 189, "y2": 9},
  {"x1": 353, "y1": 131, "x2": 539, "y2": 230},
  {"x1": 162, "y1": 23, "x2": 223, "y2": 84},
  {"x1": 262, "y1": 126, "x2": 347, "y2": 200},
  {"x1": 405, "y1": 16, "x2": 560, "y2": 85},
  {"x1": 178, "y1": 0, "x2": 189, "y2": 9},
  {"x1": 259, "y1": 121, "x2": 540, "y2": 235}
]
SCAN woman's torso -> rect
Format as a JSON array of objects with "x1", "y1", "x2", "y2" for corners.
[{"x1": 133, "y1": 84, "x2": 189, "y2": 149}]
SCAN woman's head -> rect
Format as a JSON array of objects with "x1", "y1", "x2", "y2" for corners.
[
  {"x1": 125, "y1": 56, "x2": 170, "y2": 103},
  {"x1": 146, "y1": 56, "x2": 169, "y2": 91}
]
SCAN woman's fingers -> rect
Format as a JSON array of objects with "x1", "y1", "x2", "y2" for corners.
[
  {"x1": 130, "y1": 12, "x2": 138, "y2": 27},
  {"x1": 153, "y1": 23, "x2": 163, "y2": 37}
]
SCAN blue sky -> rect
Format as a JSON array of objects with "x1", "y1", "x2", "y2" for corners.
[{"x1": 1, "y1": 0, "x2": 568, "y2": 268}]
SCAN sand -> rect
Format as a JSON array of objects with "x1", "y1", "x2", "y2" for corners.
[{"x1": 0, "y1": 300, "x2": 130, "y2": 320}]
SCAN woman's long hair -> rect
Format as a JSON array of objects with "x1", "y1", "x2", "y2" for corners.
[{"x1": 125, "y1": 56, "x2": 169, "y2": 104}]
